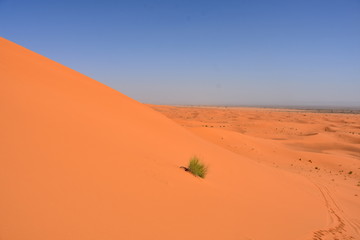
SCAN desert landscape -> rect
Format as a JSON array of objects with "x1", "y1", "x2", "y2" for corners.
[
  {"x1": 1, "y1": 37, "x2": 360, "y2": 240},
  {"x1": 151, "y1": 105, "x2": 360, "y2": 239}
]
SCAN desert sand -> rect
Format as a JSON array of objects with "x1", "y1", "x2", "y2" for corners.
[
  {"x1": 1, "y1": 37, "x2": 359, "y2": 240},
  {"x1": 150, "y1": 105, "x2": 360, "y2": 239}
]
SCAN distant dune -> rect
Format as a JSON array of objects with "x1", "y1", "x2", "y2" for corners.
[{"x1": 1, "y1": 37, "x2": 358, "y2": 239}]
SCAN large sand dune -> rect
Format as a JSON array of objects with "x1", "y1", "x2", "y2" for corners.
[{"x1": 1, "y1": 37, "x2": 358, "y2": 239}]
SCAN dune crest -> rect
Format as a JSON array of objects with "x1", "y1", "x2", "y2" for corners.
[{"x1": 0, "y1": 38, "x2": 348, "y2": 239}]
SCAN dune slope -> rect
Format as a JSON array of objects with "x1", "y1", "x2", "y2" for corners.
[
  {"x1": 150, "y1": 105, "x2": 360, "y2": 240},
  {"x1": 0, "y1": 38, "x2": 330, "y2": 240}
]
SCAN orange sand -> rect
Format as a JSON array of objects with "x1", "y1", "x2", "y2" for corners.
[
  {"x1": 1, "y1": 37, "x2": 359, "y2": 239},
  {"x1": 150, "y1": 105, "x2": 360, "y2": 239}
]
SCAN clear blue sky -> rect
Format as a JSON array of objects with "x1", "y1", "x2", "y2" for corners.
[{"x1": 1, "y1": 0, "x2": 359, "y2": 106}]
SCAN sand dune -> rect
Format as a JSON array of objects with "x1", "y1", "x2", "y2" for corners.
[
  {"x1": 0, "y1": 37, "x2": 358, "y2": 239},
  {"x1": 151, "y1": 105, "x2": 360, "y2": 239}
]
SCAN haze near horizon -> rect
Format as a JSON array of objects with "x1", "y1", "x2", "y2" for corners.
[{"x1": 1, "y1": 0, "x2": 359, "y2": 106}]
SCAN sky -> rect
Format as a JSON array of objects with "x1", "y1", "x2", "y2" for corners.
[{"x1": 1, "y1": 0, "x2": 360, "y2": 106}]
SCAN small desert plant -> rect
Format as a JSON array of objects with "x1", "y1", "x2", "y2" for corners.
[{"x1": 188, "y1": 156, "x2": 208, "y2": 178}]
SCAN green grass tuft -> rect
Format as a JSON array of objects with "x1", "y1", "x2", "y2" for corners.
[{"x1": 188, "y1": 156, "x2": 208, "y2": 178}]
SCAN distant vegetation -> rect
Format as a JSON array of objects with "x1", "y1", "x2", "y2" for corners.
[{"x1": 188, "y1": 156, "x2": 208, "y2": 178}]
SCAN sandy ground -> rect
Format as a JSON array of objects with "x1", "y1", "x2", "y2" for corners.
[
  {"x1": 1, "y1": 37, "x2": 359, "y2": 240},
  {"x1": 150, "y1": 105, "x2": 360, "y2": 239}
]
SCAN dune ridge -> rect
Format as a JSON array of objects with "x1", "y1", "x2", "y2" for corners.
[{"x1": 0, "y1": 37, "x2": 355, "y2": 239}]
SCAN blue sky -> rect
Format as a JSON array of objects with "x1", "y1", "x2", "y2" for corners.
[{"x1": 1, "y1": 0, "x2": 359, "y2": 106}]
